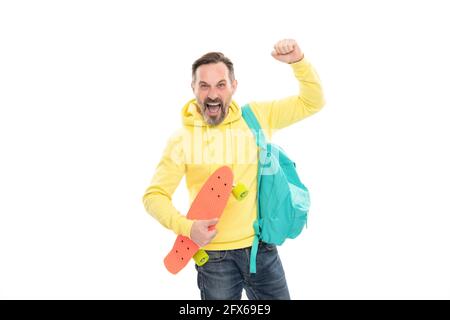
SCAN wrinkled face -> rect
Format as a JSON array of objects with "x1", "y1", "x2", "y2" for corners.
[{"x1": 192, "y1": 62, "x2": 237, "y2": 126}]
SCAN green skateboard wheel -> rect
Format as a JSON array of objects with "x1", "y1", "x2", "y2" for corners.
[
  {"x1": 232, "y1": 182, "x2": 248, "y2": 201},
  {"x1": 193, "y1": 249, "x2": 209, "y2": 266}
]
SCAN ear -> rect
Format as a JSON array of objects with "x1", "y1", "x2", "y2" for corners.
[
  {"x1": 191, "y1": 73, "x2": 197, "y2": 92},
  {"x1": 231, "y1": 79, "x2": 238, "y2": 94}
]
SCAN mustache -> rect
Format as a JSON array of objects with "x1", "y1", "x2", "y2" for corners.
[{"x1": 204, "y1": 98, "x2": 223, "y2": 105}]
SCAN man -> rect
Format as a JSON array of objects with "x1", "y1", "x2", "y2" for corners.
[{"x1": 143, "y1": 39, "x2": 325, "y2": 300}]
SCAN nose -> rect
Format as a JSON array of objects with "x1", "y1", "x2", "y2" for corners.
[{"x1": 207, "y1": 87, "x2": 219, "y2": 100}]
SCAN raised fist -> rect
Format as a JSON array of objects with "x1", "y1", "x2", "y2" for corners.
[{"x1": 271, "y1": 39, "x2": 304, "y2": 64}]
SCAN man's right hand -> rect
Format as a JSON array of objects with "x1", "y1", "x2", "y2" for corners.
[{"x1": 190, "y1": 218, "x2": 219, "y2": 247}]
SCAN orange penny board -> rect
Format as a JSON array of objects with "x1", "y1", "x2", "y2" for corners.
[{"x1": 164, "y1": 166, "x2": 233, "y2": 274}]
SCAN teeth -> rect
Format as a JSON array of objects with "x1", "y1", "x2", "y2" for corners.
[{"x1": 207, "y1": 103, "x2": 220, "y2": 106}]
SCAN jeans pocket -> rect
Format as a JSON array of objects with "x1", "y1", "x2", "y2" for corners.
[
  {"x1": 260, "y1": 242, "x2": 276, "y2": 252},
  {"x1": 204, "y1": 250, "x2": 227, "y2": 263}
]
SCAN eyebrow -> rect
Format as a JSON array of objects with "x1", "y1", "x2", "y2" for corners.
[{"x1": 199, "y1": 79, "x2": 227, "y2": 85}]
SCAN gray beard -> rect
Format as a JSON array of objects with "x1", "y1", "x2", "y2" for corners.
[{"x1": 201, "y1": 105, "x2": 227, "y2": 126}]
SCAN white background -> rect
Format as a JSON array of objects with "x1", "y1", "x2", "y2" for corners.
[{"x1": 1, "y1": 0, "x2": 449, "y2": 299}]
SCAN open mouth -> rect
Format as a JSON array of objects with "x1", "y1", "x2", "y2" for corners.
[{"x1": 205, "y1": 102, "x2": 222, "y2": 116}]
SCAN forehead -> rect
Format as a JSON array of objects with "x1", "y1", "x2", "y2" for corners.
[{"x1": 195, "y1": 62, "x2": 230, "y2": 83}]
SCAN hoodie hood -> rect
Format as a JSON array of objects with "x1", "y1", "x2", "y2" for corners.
[{"x1": 182, "y1": 98, "x2": 242, "y2": 127}]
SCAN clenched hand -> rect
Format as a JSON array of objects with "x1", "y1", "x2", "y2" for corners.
[
  {"x1": 271, "y1": 39, "x2": 304, "y2": 64},
  {"x1": 190, "y1": 218, "x2": 219, "y2": 247}
]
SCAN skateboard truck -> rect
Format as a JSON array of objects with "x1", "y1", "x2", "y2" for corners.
[{"x1": 232, "y1": 182, "x2": 248, "y2": 201}]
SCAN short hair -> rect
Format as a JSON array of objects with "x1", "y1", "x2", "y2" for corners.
[{"x1": 192, "y1": 52, "x2": 235, "y2": 82}]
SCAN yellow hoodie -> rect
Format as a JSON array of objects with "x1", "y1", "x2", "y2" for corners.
[{"x1": 143, "y1": 58, "x2": 325, "y2": 250}]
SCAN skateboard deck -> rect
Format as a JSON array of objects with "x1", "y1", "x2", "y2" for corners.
[{"x1": 164, "y1": 166, "x2": 233, "y2": 274}]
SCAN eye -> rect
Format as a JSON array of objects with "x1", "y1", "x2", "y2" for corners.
[{"x1": 218, "y1": 83, "x2": 226, "y2": 88}]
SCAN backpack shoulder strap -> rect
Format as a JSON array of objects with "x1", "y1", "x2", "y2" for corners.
[
  {"x1": 241, "y1": 104, "x2": 267, "y2": 147},
  {"x1": 241, "y1": 104, "x2": 266, "y2": 273}
]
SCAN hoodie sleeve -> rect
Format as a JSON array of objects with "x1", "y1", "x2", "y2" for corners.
[
  {"x1": 142, "y1": 131, "x2": 193, "y2": 237},
  {"x1": 248, "y1": 57, "x2": 325, "y2": 132}
]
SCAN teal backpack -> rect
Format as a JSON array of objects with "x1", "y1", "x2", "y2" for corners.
[{"x1": 241, "y1": 105, "x2": 310, "y2": 273}]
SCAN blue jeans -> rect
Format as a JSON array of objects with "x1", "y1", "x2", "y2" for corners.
[{"x1": 195, "y1": 242, "x2": 290, "y2": 300}]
